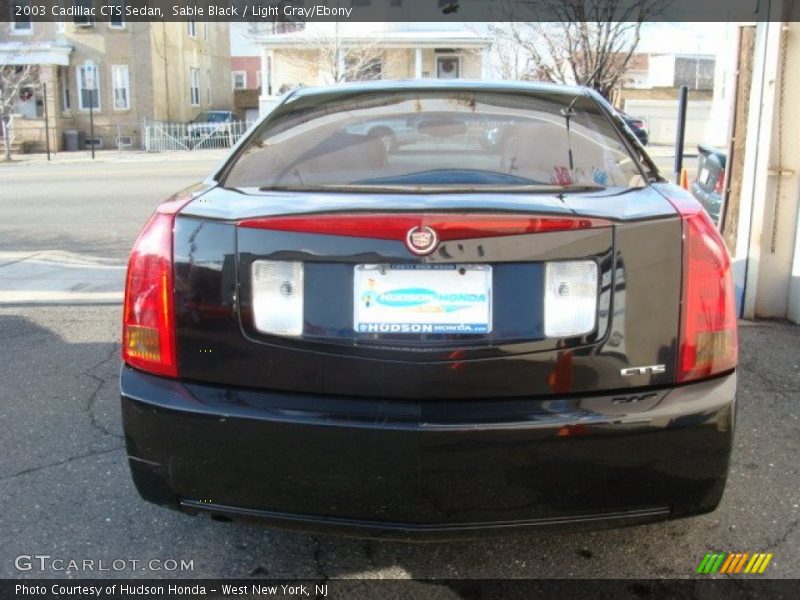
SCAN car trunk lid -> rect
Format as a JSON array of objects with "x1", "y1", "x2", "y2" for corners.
[{"x1": 172, "y1": 186, "x2": 682, "y2": 398}]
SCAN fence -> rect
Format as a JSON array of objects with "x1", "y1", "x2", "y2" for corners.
[
  {"x1": 1, "y1": 116, "x2": 260, "y2": 155},
  {"x1": 0, "y1": 116, "x2": 142, "y2": 154},
  {"x1": 143, "y1": 120, "x2": 255, "y2": 152}
]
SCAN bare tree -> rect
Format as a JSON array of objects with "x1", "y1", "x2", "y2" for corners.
[
  {"x1": 488, "y1": 0, "x2": 660, "y2": 98},
  {"x1": 277, "y1": 24, "x2": 384, "y2": 86},
  {"x1": 486, "y1": 22, "x2": 540, "y2": 81},
  {"x1": 0, "y1": 61, "x2": 40, "y2": 161}
]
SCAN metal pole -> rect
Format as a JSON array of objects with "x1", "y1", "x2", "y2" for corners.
[
  {"x1": 43, "y1": 82, "x2": 51, "y2": 161},
  {"x1": 674, "y1": 85, "x2": 689, "y2": 183},
  {"x1": 89, "y1": 88, "x2": 95, "y2": 159}
]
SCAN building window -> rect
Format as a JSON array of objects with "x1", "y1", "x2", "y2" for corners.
[
  {"x1": 112, "y1": 65, "x2": 130, "y2": 110},
  {"x1": 189, "y1": 67, "x2": 200, "y2": 106},
  {"x1": 77, "y1": 63, "x2": 100, "y2": 110},
  {"x1": 345, "y1": 58, "x2": 382, "y2": 82},
  {"x1": 17, "y1": 82, "x2": 39, "y2": 118},
  {"x1": 232, "y1": 71, "x2": 247, "y2": 90},
  {"x1": 109, "y1": 1, "x2": 125, "y2": 28},
  {"x1": 674, "y1": 56, "x2": 715, "y2": 91},
  {"x1": 60, "y1": 67, "x2": 71, "y2": 111},
  {"x1": 11, "y1": 1, "x2": 33, "y2": 34},
  {"x1": 206, "y1": 69, "x2": 211, "y2": 104},
  {"x1": 73, "y1": 0, "x2": 95, "y2": 26},
  {"x1": 187, "y1": 20, "x2": 196, "y2": 38}
]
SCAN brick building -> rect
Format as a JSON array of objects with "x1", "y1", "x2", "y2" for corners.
[{"x1": 1, "y1": 17, "x2": 233, "y2": 151}]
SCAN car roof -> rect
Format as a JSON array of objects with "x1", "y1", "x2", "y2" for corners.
[{"x1": 285, "y1": 79, "x2": 589, "y2": 102}]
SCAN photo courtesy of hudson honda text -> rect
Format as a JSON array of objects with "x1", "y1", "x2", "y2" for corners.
[
  {"x1": 15, "y1": 584, "x2": 329, "y2": 597},
  {"x1": 16, "y1": 584, "x2": 209, "y2": 597}
]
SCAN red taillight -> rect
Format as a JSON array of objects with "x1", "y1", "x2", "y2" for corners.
[
  {"x1": 238, "y1": 213, "x2": 611, "y2": 240},
  {"x1": 122, "y1": 204, "x2": 182, "y2": 378},
  {"x1": 668, "y1": 194, "x2": 738, "y2": 383},
  {"x1": 714, "y1": 170, "x2": 726, "y2": 195}
]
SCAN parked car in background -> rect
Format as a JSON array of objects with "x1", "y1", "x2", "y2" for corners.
[
  {"x1": 344, "y1": 116, "x2": 422, "y2": 151},
  {"x1": 121, "y1": 81, "x2": 737, "y2": 538},
  {"x1": 346, "y1": 114, "x2": 485, "y2": 151},
  {"x1": 187, "y1": 110, "x2": 237, "y2": 140},
  {"x1": 617, "y1": 110, "x2": 649, "y2": 146},
  {"x1": 690, "y1": 144, "x2": 727, "y2": 225}
]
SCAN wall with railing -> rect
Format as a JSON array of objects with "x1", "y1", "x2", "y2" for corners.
[{"x1": 142, "y1": 120, "x2": 255, "y2": 152}]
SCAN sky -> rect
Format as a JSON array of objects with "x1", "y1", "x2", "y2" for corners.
[{"x1": 637, "y1": 22, "x2": 734, "y2": 55}]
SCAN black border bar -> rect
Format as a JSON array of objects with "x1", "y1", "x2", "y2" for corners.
[
  {"x1": 1, "y1": 0, "x2": 800, "y2": 23},
  {"x1": 2, "y1": 579, "x2": 800, "y2": 599}
]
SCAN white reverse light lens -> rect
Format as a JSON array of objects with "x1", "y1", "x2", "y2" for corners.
[
  {"x1": 544, "y1": 261, "x2": 598, "y2": 338},
  {"x1": 252, "y1": 260, "x2": 304, "y2": 336}
]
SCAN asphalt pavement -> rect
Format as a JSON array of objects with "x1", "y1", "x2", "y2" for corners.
[
  {"x1": 0, "y1": 150, "x2": 796, "y2": 580},
  {"x1": 0, "y1": 150, "x2": 227, "y2": 260},
  {"x1": 0, "y1": 151, "x2": 226, "y2": 304}
]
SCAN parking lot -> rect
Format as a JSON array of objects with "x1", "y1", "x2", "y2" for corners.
[{"x1": 0, "y1": 152, "x2": 797, "y2": 579}]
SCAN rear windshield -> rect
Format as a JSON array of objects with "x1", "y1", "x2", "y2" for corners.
[{"x1": 223, "y1": 90, "x2": 644, "y2": 192}]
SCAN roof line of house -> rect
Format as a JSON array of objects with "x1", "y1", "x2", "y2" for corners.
[{"x1": 258, "y1": 32, "x2": 491, "y2": 50}]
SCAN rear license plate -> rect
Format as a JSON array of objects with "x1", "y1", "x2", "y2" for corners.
[{"x1": 354, "y1": 264, "x2": 492, "y2": 335}]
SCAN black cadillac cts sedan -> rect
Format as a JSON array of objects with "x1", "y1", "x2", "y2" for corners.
[{"x1": 121, "y1": 81, "x2": 737, "y2": 537}]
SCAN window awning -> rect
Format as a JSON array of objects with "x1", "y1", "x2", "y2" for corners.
[{"x1": 0, "y1": 42, "x2": 73, "y2": 66}]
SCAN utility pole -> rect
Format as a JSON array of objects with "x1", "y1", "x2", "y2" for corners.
[
  {"x1": 674, "y1": 85, "x2": 689, "y2": 183},
  {"x1": 43, "y1": 82, "x2": 50, "y2": 161}
]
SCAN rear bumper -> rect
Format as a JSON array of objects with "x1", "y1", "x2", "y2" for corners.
[{"x1": 121, "y1": 366, "x2": 735, "y2": 538}]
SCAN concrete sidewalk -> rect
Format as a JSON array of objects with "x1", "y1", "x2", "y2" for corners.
[
  {"x1": 2, "y1": 145, "x2": 698, "y2": 167},
  {"x1": 0, "y1": 148, "x2": 229, "y2": 167},
  {"x1": 0, "y1": 251, "x2": 125, "y2": 304}
]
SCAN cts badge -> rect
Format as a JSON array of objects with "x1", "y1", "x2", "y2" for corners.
[
  {"x1": 405, "y1": 225, "x2": 438, "y2": 255},
  {"x1": 620, "y1": 364, "x2": 666, "y2": 376}
]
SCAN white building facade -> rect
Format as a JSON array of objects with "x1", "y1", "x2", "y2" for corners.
[{"x1": 253, "y1": 23, "x2": 491, "y2": 115}]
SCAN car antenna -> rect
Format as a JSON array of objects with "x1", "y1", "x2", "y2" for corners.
[
  {"x1": 559, "y1": 71, "x2": 603, "y2": 173},
  {"x1": 560, "y1": 94, "x2": 581, "y2": 172}
]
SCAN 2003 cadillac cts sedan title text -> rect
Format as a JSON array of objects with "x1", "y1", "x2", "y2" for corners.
[{"x1": 120, "y1": 81, "x2": 738, "y2": 539}]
